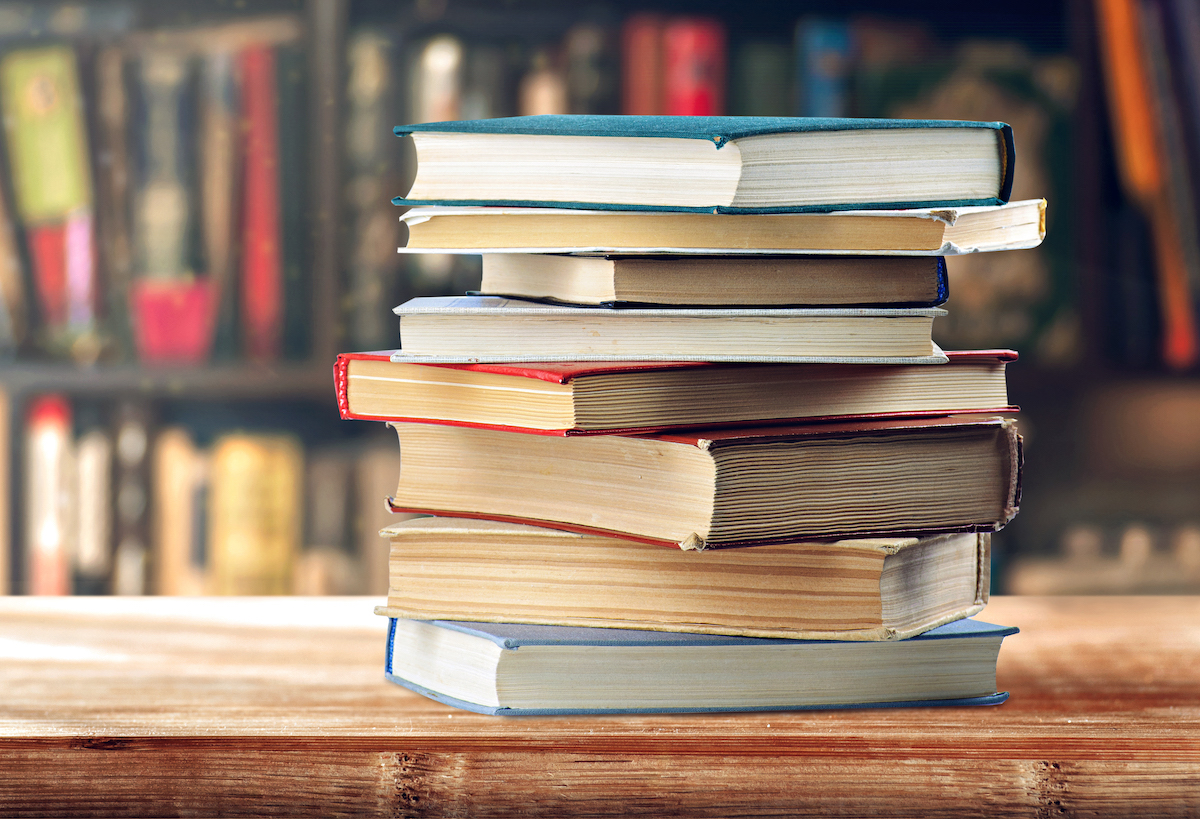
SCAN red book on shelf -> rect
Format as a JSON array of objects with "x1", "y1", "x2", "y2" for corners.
[
  {"x1": 24, "y1": 395, "x2": 72, "y2": 595},
  {"x1": 240, "y1": 45, "x2": 283, "y2": 362},
  {"x1": 662, "y1": 17, "x2": 726, "y2": 116},
  {"x1": 130, "y1": 279, "x2": 217, "y2": 364},
  {"x1": 334, "y1": 350, "x2": 1017, "y2": 435},
  {"x1": 621, "y1": 13, "x2": 665, "y2": 115}
]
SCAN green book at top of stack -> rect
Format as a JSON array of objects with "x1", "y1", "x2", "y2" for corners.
[{"x1": 392, "y1": 114, "x2": 1015, "y2": 214}]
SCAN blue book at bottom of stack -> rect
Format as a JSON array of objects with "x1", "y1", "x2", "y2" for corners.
[{"x1": 384, "y1": 617, "x2": 1017, "y2": 716}]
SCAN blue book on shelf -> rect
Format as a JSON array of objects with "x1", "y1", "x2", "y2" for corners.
[
  {"x1": 383, "y1": 617, "x2": 1017, "y2": 716},
  {"x1": 392, "y1": 114, "x2": 1016, "y2": 214}
]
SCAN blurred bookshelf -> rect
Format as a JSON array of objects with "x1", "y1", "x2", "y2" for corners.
[{"x1": 2, "y1": 0, "x2": 1199, "y2": 597}]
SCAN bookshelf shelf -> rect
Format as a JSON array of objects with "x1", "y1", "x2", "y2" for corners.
[{"x1": 0, "y1": 363, "x2": 333, "y2": 400}]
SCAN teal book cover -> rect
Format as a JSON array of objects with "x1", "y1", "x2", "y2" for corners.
[{"x1": 393, "y1": 114, "x2": 1015, "y2": 213}]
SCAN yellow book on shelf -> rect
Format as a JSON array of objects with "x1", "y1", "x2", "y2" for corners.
[{"x1": 208, "y1": 433, "x2": 302, "y2": 595}]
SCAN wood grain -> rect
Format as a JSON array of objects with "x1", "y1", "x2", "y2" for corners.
[{"x1": 1, "y1": 596, "x2": 1198, "y2": 816}]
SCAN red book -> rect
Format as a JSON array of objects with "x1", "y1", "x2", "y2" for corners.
[
  {"x1": 334, "y1": 350, "x2": 1017, "y2": 435},
  {"x1": 24, "y1": 395, "x2": 72, "y2": 595},
  {"x1": 384, "y1": 415, "x2": 1023, "y2": 549},
  {"x1": 662, "y1": 17, "x2": 726, "y2": 116},
  {"x1": 26, "y1": 224, "x2": 66, "y2": 328},
  {"x1": 240, "y1": 45, "x2": 282, "y2": 361},
  {"x1": 621, "y1": 13, "x2": 665, "y2": 115}
]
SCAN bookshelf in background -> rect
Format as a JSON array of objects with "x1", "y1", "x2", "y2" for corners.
[{"x1": 5, "y1": 0, "x2": 1200, "y2": 596}]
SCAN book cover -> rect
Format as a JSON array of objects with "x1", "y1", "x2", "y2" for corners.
[
  {"x1": 334, "y1": 349, "x2": 1017, "y2": 434},
  {"x1": 383, "y1": 616, "x2": 1016, "y2": 715}
]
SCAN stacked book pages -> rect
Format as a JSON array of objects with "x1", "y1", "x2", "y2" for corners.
[{"x1": 338, "y1": 115, "x2": 1040, "y2": 715}]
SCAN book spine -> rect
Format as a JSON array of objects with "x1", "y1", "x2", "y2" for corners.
[
  {"x1": 239, "y1": 44, "x2": 283, "y2": 362},
  {"x1": 565, "y1": 22, "x2": 618, "y2": 114},
  {"x1": 1096, "y1": 0, "x2": 1200, "y2": 368},
  {"x1": 112, "y1": 402, "x2": 152, "y2": 595},
  {"x1": 794, "y1": 18, "x2": 854, "y2": 118},
  {"x1": 151, "y1": 427, "x2": 208, "y2": 596},
  {"x1": 208, "y1": 433, "x2": 302, "y2": 594},
  {"x1": 200, "y1": 49, "x2": 240, "y2": 362},
  {"x1": 276, "y1": 43, "x2": 309, "y2": 359},
  {"x1": 73, "y1": 423, "x2": 112, "y2": 594},
  {"x1": 621, "y1": 13, "x2": 665, "y2": 115},
  {"x1": 23, "y1": 395, "x2": 73, "y2": 595},
  {"x1": 661, "y1": 18, "x2": 726, "y2": 116},
  {"x1": 334, "y1": 355, "x2": 351, "y2": 419}
]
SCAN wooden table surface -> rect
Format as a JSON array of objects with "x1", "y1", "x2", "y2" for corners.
[{"x1": 1, "y1": 595, "x2": 1197, "y2": 817}]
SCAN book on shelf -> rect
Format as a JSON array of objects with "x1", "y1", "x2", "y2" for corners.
[
  {"x1": 73, "y1": 421, "x2": 113, "y2": 595},
  {"x1": 383, "y1": 616, "x2": 1016, "y2": 715},
  {"x1": 397, "y1": 200, "x2": 1047, "y2": 255},
  {"x1": 392, "y1": 115, "x2": 1014, "y2": 212},
  {"x1": 207, "y1": 433, "x2": 302, "y2": 595},
  {"x1": 391, "y1": 295, "x2": 946, "y2": 363},
  {"x1": 335, "y1": 350, "x2": 1016, "y2": 434},
  {"x1": 112, "y1": 402, "x2": 153, "y2": 596},
  {"x1": 151, "y1": 427, "x2": 209, "y2": 596},
  {"x1": 661, "y1": 19, "x2": 726, "y2": 116},
  {"x1": 621, "y1": 14, "x2": 666, "y2": 115},
  {"x1": 794, "y1": 18, "x2": 854, "y2": 118},
  {"x1": 478, "y1": 253, "x2": 949, "y2": 307},
  {"x1": 376, "y1": 517, "x2": 991, "y2": 641},
  {"x1": 23, "y1": 395, "x2": 73, "y2": 596},
  {"x1": 386, "y1": 415, "x2": 1022, "y2": 549}
]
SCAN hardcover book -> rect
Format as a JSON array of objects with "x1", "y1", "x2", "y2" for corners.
[
  {"x1": 397, "y1": 200, "x2": 1047, "y2": 255},
  {"x1": 375, "y1": 517, "x2": 991, "y2": 641},
  {"x1": 391, "y1": 295, "x2": 947, "y2": 363},
  {"x1": 478, "y1": 253, "x2": 949, "y2": 307},
  {"x1": 383, "y1": 616, "x2": 1017, "y2": 715},
  {"x1": 335, "y1": 350, "x2": 1016, "y2": 434},
  {"x1": 392, "y1": 114, "x2": 1015, "y2": 212},
  {"x1": 386, "y1": 415, "x2": 1022, "y2": 549}
]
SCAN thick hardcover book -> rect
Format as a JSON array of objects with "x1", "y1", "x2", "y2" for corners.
[
  {"x1": 375, "y1": 517, "x2": 991, "y2": 641},
  {"x1": 391, "y1": 295, "x2": 947, "y2": 363},
  {"x1": 386, "y1": 415, "x2": 1023, "y2": 549},
  {"x1": 397, "y1": 200, "x2": 1046, "y2": 255},
  {"x1": 478, "y1": 254, "x2": 949, "y2": 307},
  {"x1": 383, "y1": 616, "x2": 1016, "y2": 715},
  {"x1": 392, "y1": 114, "x2": 1015, "y2": 213},
  {"x1": 335, "y1": 349, "x2": 1016, "y2": 434}
]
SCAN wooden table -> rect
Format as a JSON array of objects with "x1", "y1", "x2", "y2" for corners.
[{"x1": 1, "y1": 596, "x2": 1197, "y2": 817}]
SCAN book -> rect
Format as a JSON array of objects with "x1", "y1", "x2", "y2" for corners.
[
  {"x1": 392, "y1": 115, "x2": 1016, "y2": 213},
  {"x1": 207, "y1": 433, "x2": 302, "y2": 595},
  {"x1": 383, "y1": 616, "x2": 1016, "y2": 715},
  {"x1": 112, "y1": 402, "x2": 152, "y2": 596},
  {"x1": 621, "y1": 13, "x2": 665, "y2": 115},
  {"x1": 397, "y1": 200, "x2": 1047, "y2": 255},
  {"x1": 386, "y1": 415, "x2": 1022, "y2": 549},
  {"x1": 478, "y1": 253, "x2": 949, "y2": 306},
  {"x1": 795, "y1": 18, "x2": 853, "y2": 117},
  {"x1": 730, "y1": 40, "x2": 791, "y2": 117},
  {"x1": 391, "y1": 296, "x2": 947, "y2": 363},
  {"x1": 73, "y1": 423, "x2": 112, "y2": 594},
  {"x1": 1097, "y1": 0, "x2": 1200, "y2": 368},
  {"x1": 240, "y1": 44, "x2": 283, "y2": 362},
  {"x1": 151, "y1": 427, "x2": 209, "y2": 596},
  {"x1": 375, "y1": 517, "x2": 990, "y2": 640},
  {"x1": 662, "y1": 19, "x2": 726, "y2": 116},
  {"x1": 335, "y1": 350, "x2": 1016, "y2": 434},
  {"x1": 23, "y1": 395, "x2": 73, "y2": 595}
]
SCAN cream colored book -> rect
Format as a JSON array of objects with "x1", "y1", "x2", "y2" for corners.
[
  {"x1": 375, "y1": 517, "x2": 990, "y2": 641},
  {"x1": 397, "y1": 199, "x2": 1046, "y2": 255}
]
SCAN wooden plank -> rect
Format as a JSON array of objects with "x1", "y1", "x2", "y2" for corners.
[{"x1": 0, "y1": 596, "x2": 1198, "y2": 816}]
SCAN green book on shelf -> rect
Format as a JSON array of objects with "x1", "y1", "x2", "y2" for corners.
[{"x1": 393, "y1": 114, "x2": 1015, "y2": 213}]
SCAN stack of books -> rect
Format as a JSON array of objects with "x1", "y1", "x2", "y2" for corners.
[{"x1": 338, "y1": 115, "x2": 1042, "y2": 715}]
